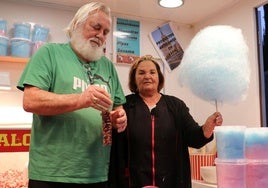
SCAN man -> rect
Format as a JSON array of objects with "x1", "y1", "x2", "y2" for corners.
[{"x1": 17, "y1": 2, "x2": 127, "y2": 188}]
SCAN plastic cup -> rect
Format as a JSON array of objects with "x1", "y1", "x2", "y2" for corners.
[
  {"x1": 215, "y1": 158, "x2": 246, "y2": 188},
  {"x1": 245, "y1": 127, "x2": 268, "y2": 159},
  {"x1": 0, "y1": 36, "x2": 9, "y2": 56},
  {"x1": 32, "y1": 24, "x2": 49, "y2": 42},
  {"x1": 13, "y1": 22, "x2": 31, "y2": 39},
  {"x1": 0, "y1": 19, "x2": 7, "y2": 36},
  {"x1": 11, "y1": 38, "x2": 32, "y2": 58},
  {"x1": 214, "y1": 126, "x2": 246, "y2": 159},
  {"x1": 247, "y1": 160, "x2": 268, "y2": 188},
  {"x1": 32, "y1": 41, "x2": 45, "y2": 55}
]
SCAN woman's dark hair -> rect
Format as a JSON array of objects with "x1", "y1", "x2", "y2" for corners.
[{"x1": 128, "y1": 55, "x2": 165, "y2": 93}]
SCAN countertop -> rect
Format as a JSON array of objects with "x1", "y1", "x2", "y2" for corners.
[{"x1": 192, "y1": 180, "x2": 217, "y2": 188}]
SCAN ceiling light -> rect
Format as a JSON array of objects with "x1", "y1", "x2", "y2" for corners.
[{"x1": 158, "y1": 0, "x2": 183, "y2": 8}]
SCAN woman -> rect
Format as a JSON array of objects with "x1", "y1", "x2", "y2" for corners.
[{"x1": 109, "y1": 55, "x2": 222, "y2": 188}]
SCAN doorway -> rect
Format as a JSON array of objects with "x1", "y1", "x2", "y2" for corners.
[{"x1": 256, "y1": 3, "x2": 268, "y2": 127}]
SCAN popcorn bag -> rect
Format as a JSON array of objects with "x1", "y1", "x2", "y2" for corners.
[
  {"x1": 0, "y1": 126, "x2": 31, "y2": 187},
  {"x1": 190, "y1": 153, "x2": 216, "y2": 180}
]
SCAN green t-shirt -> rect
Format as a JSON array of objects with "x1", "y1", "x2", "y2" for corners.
[{"x1": 17, "y1": 43, "x2": 126, "y2": 183}]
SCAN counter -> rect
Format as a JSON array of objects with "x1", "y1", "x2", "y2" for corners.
[{"x1": 192, "y1": 180, "x2": 217, "y2": 188}]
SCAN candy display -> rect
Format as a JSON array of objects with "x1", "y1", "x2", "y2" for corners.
[
  {"x1": 214, "y1": 126, "x2": 246, "y2": 159},
  {"x1": 215, "y1": 126, "x2": 268, "y2": 188},
  {"x1": 0, "y1": 169, "x2": 28, "y2": 188}
]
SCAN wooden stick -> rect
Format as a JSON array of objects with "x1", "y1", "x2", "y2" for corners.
[{"x1": 215, "y1": 99, "x2": 218, "y2": 112}]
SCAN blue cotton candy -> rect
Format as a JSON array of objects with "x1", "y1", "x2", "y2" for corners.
[{"x1": 178, "y1": 25, "x2": 250, "y2": 103}]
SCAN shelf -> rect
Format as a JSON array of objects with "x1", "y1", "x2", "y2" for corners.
[
  {"x1": 0, "y1": 56, "x2": 29, "y2": 64},
  {"x1": 0, "y1": 56, "x2": 28, "y2": 93}
]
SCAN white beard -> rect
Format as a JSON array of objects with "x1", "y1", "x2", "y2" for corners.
[{"x1": 71, "y1": 28, "x2": 104, "y2": 61}]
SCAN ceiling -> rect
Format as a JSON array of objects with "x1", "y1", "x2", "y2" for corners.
[{"x1": 12, "y1": 0, "x2": 241, "y2": 25}]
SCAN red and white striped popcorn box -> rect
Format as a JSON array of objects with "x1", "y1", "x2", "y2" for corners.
[{"x1": 190, "y1": 153, "x2": 216, "y2": 180}]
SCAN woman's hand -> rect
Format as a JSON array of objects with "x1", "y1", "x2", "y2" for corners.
[
  {"x1": 202, "y1": 112, "x2": 223, "y2": 138},
  {"x1": 110, "y1": 107, "x2": 127, "y2": 133}
]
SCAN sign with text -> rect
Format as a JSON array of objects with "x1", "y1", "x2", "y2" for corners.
[
  {"x1": 0, "y1": 129, "x2": 31, "y2": 152},
  {"x1": 114, "y1": 17, "x2": 140, "y2": 64}
]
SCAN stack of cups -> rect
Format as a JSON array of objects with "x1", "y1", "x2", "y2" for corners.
[
  {"x1": 0, "y1": 19, "x2": 7, "y2": 36},
  {"x1": 11, "y1": 22, "x2": 32, "y2": 57},
  {"x1": 245, "y1": 127, "x2": 268, "y2": 188},
  {"x1": 0, "y1": 19, "x2": 9, "y2": 56},
  {"x1": 31, "y1": 24, "x2": 49, "y2": 55},
  {"x1": 214, "y1": 126, "x2": 247, "y2": 188}
]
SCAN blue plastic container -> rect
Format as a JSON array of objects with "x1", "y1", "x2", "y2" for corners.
[
  {"x1": 0, "y1": 19, "x2": 7, "y2": 36},
  {"x1": 0, "y1": 36, "x2": 9, "y2": 56},
  {"x1": 245, "y1": 127, "x2": 268, "y2": 159},
  {"x1": 32, "y1": 24, "x2": 49, "y2": 42},
  {"x1": 11, "y1": 38, "x2": 32, "y2": 57},
  {"x1": 214, "y1": 126, "x2": 246, "y2": 160},
  {"x1": 13, "y1": 22, "x2": 31, "y2": 39},
  {"x1": 32, "y1": 41, "x2": 46, "y2": 55}
]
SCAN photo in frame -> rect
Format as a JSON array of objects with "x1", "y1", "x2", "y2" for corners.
[
  {"x1": 149, "y1": 22, "x2": 184, "y2": 72},
  {"x1": 113, "y1": 17, "x2": 140, "y2": 65}
]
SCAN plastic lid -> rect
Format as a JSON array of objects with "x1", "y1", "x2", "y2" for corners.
[
  {"x1": 247, "y1": 159, "x2": 268, "y2": 164},
  {"x1": 215, "y1": 158, "x2": 247, "y2": 164},
  {"x1": 13, "y1": 22, "x2": 31, "y2": 27},
  {"x1": 0, "y1": 36, "x2": 9, "y2": 40},
  {"x1": 34, "y1": 24, "x2": 49, "y2": 29},
  {"x1": 10, "y1": 37, "x2": 31, "y2": 42},
  {"x1": 214, "y1": 125, "x2": 246, "y2": 132}
]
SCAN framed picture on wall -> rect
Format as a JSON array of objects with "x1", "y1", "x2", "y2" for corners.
[
  {"x1": 113, "y1": 17, "x2": 140, "y2": 65},
  {"x1": 149, "y1": 22, "x2": 184, "y2": 72}
]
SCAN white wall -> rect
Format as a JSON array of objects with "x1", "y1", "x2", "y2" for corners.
[
  {"x1": 0, "y1": 1, "x2": 74, "y2": 42},
  {"x1": 0, "y1": 0, "x2": 194, "y2": 123},
  {"x1": 0, "y1": 0, "x2": 266, "y2": 127},
  {"x1": 191, "y1": 0, "x2": 267, "y2": 126}
]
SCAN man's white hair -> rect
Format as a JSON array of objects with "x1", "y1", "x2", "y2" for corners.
[{"x1": 65, "y1": 1, "x2": 111, "y2": 38}]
